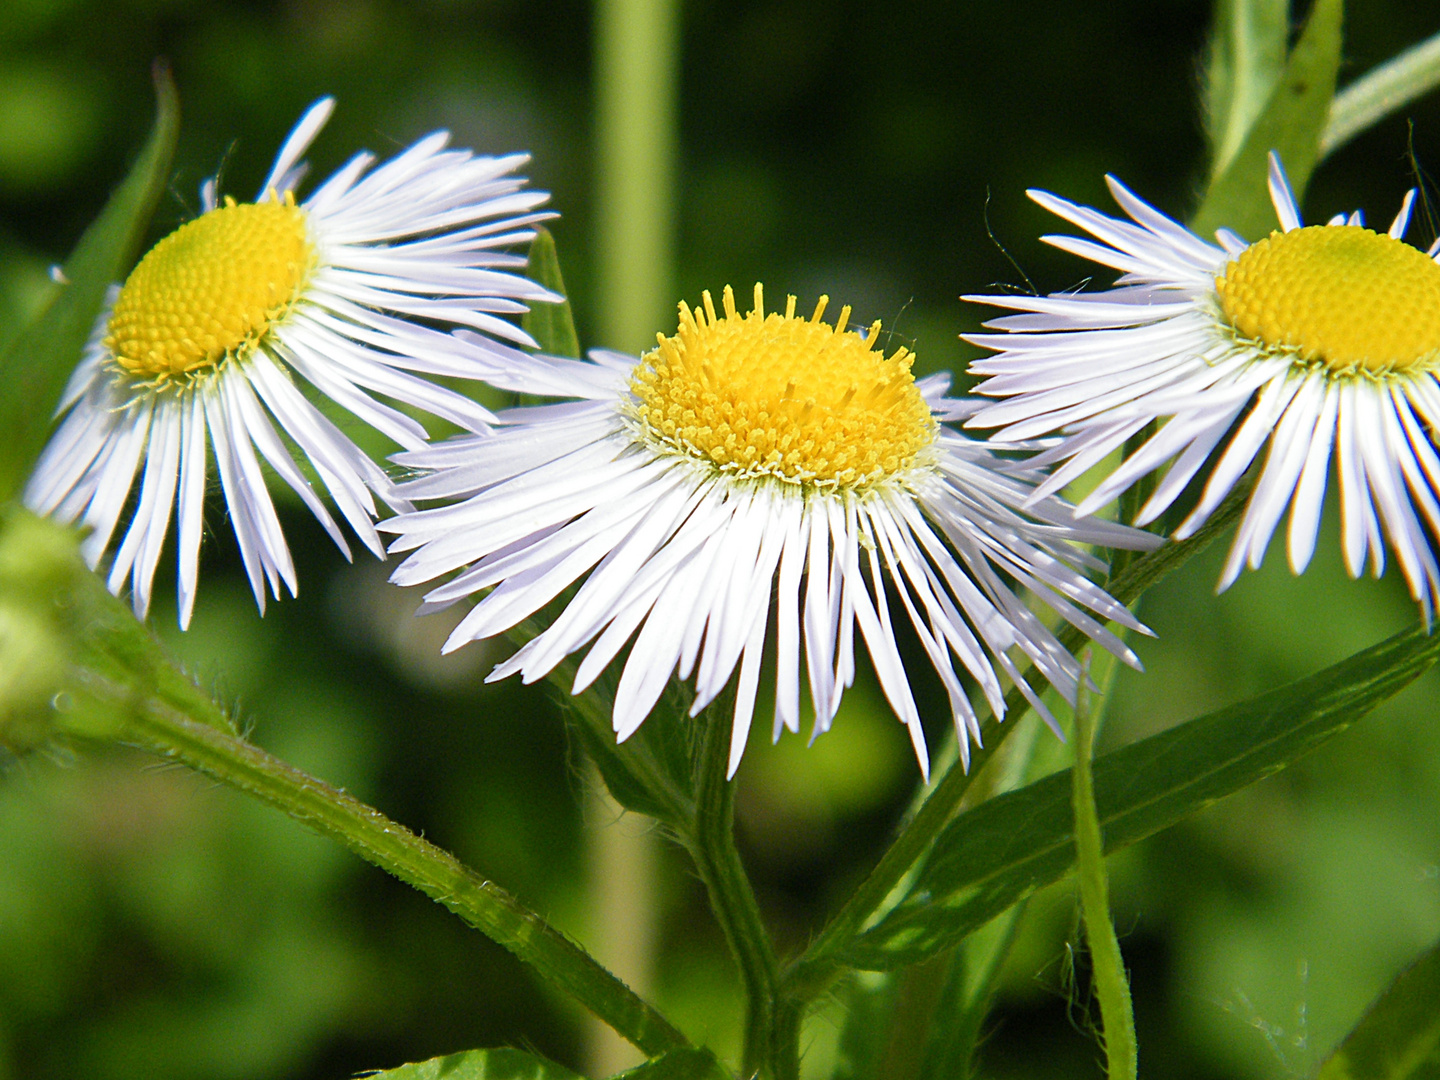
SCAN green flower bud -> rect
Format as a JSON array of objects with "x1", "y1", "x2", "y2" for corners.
[{"x1": 0, "y1": 599, "x2": 67, "y2": 754}]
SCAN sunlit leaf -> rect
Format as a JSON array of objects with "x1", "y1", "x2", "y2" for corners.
[
  {"x1": 835, "y1": 622, "x2": 1438, "y2": 969},
  {"x1": 361, "y1": 1047, "x2": 584, "y2": 1079},
  {"x1": 523, "y1": 225, "x2": 581, "y2": 359},
  {"x1": 0, "y1": 64, "x2": 179, "y2": 502},
  {"x1": 610, "y1": 1047, "x2": 732, "y2": 1079},
  {"x1": 1315, "y1": 939, "x2": 1440, "y2": 1080},
  {"x1": 1204, "y1": 0, "x2": 1289, "y2": 177},
  {"x1": 1190, "y1": 0, "x2": 1342, "y2": 240}
]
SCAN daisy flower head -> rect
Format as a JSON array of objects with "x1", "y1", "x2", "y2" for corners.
[
  {"x1": 383, "y1": 284, "x2": 1158, "y2": 778},
  {"x1": 25, "y1": 97, "x2": 555, "y2": 628},
  {"x1": 964, "y1": 154, "x2": 1440, "y2": 616}
]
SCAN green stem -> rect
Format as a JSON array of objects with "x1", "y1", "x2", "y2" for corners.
[
  {"x1": 685, "y1": 700, "x2": 794, "y2": 1080},
  {"x1": 595, "y1": 0, "x2": 680, "y2": 353},
  {"x1": 785, "y1": 475, "x2": 1256, "y2": 1001},
  {"x1": 1322, "y1": 28, "x2": 1440, "y2": 158},
  {"x1": 103, "y1": 676, "x2": 690, "y2": 1058},
  {"x1": 1071, "y1": 656, "x2": 1138, "y2": 1080}
]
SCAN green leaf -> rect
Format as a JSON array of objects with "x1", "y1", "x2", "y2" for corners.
[
  {"x1": 835, "y1": 621, "x2": 1439, "y2": 970},
  {"x1": 1322, "y1": 28, "x2": 1440, "y2": 158},
  {"x1": 1190, "y1": 0, "x2": 1342, "y2": 241},
  {"x1": 361, "y1": 1047, "x2": 584, "y2": 1079},
  {"x1": 610, "y1": 1047, "x2": 733, "y2": 1079},
  {"x1": 515, "y1": 616, "x2": 697, "y2": 828},
  {"x1": 522, "y1": 225, "x2": 581, "y2": 359},
  {"x1": 1316, "y1": 939, "x2": 1440, "y2": 1080},
  {"x1": 1204, "y1": 0, "x2": 1290, "y2": 177},
  {"x1": 0, "y1": 64, "x2": 179, "y2": 502},
  {"x1": 830, "y1": 971, "x2": 904, "y2": 1080}
]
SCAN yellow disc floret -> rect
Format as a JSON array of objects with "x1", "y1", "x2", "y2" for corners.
[
  {"x1": 106, "y1": 194, "x2": 314, "y2": 382},
  {"x1": 1216, "y1": 224, "x2": 1440, "y2": 376},
  {"x1": 628, "y1": 284, "x2": 936, "y2": 487}
]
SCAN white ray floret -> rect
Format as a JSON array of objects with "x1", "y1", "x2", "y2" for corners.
[
  {"x1": 965, "y1": 153, "x2": 1440, "y2": 617},
  {"x1": 26, "y1": 98, "x2": 557, "y2": 627},
  {"x1": 384, "y1": 285, "x2": 1159, "y2": 777}
]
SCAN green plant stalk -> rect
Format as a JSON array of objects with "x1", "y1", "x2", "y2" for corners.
[
  {"x1": 1071, "y1": 657, "x2": 1138, "y2": 1080},
  {"x1": 102, "y1": 673, "x2": 690, "y2": 1058},
  {"x1": 685, "y1": 699, "x2": 794, "y2": 1080},
  {"x1": 595, "y1": 0, "x2": 679, "y2": 352},
  {"x1": 785, "y1": 475, "x2": 1256, "y2": 1001},
  {"x1": 1322, "y1": 28, "x2": 1440, "y2": 158}
]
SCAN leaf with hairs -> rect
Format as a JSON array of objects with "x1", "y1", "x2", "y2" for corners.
[
  {"x1": 1204, "y1": 0, "x2": 1290, "y2": 177},
  {"x1": 1190, "y1": 0, "x2": 1342, "y2": 240},
  {"x1": 835, "y1": 623, "x2": 1438, "y2": 970}
]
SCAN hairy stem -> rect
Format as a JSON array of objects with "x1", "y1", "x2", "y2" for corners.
[
  {"x1": 1071, "y1": 656, "x2": 1138, "y2": 1080},
  {"x1": 684, "y1": 699, "x2": 794, "y2": 1079},
  {"x1": 102, "y1": 675, "x2": 690, "y2": 1058}
]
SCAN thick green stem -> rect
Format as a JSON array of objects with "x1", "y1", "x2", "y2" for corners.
[
  {"x1": 685, "y1": 701, "x2": 794, "y2": 1080},
  {"x1": 1071, "y1": 658, "x2": 1138, "y2": 1080},
  {"x1": 104, "y1": 677, "x2": 690, "y2": 1058}
]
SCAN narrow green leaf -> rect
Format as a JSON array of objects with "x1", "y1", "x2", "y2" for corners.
[
  {"x1": 0, "y1": 64, "x2": 179, "y2": 501},
  {"x1": 836, "y1": 622, "x2": 1438, "y2": 970},
  {"x1": 786, "y1": 480, "x2": 1257, "y2": 996},
  {"x1": 1204, "y1": 0, "x2": 1290, "y2": 177},
  {"x1": 610, "y1": 1047, "x2": 733, "y2": 1079},
  {"x1": 1316, "y1": 939, "x2": 1440, "y2": 1080},
  {"x1": 362, "y1": 1047, "x2": 584, "y2": 1079},
  {"x1": 1322, "y1": 29, "x2": 1440, "y2": 158},
  {"x1": 522, "y1": 225, "x2": 582, "y2": 359},
  {"x1": 1190, "y1": 0, "x2": 1342, "y2": 241}
]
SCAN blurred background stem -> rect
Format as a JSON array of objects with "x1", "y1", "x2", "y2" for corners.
[
  {"x1": 595, "y1": 0, "x2": 679, "y2": 353},
  {"x1": 586, "y1": 0, "x2": 681, "y2": 1068}
]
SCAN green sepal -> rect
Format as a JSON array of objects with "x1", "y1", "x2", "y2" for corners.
[
  {"x1": 1190, "y1": 0, "x2": 1343, "y2": 241},
  {"x1": 0, "y1": 64, "x2": 179, "y2": 502},
  {"x1": 360, "y1": 1047, "x2": 584, "y2": 1079},
  {"x1": 523, "y1": 225, "x2": 582, "y2": 359},
  {"x1": 1316, "y1": 938, "x2": 1440, "y2": 1080},
  {"x1": 519, "y1": 617, "x2": 697, "y2": 829},
  {"x1": 835, "y1": 620, "x2": 1438, "y2": 969}
]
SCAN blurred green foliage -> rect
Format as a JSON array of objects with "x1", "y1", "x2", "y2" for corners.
[{"x1": 2, "y1": 1, "x2": 1440, "y2": 1078}]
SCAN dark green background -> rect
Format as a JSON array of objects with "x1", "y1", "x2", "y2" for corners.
[{"x1": 1, "y1": 1, "x2": 1439, "y2": 1077}]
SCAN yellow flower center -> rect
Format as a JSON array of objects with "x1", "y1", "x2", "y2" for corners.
[
  {"x1": 628, "y1": 284, "x2": 936, "y2": 487},
  {"x1": 1216, "y1": 224, "x2": 1440, "y2": 376},
  {"x1": 106, "y1": 194, "x2": 314, "y2": 382}
]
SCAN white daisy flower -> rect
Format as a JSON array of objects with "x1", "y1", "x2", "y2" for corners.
[
  {"x1": 382, "y1": 284, "x2": 1158, "y2": 777},
  {"x1": 964, "y1": 154, "x2": 1440, "y2": 616},
  {"x1": 25, "y1": 97, "x2": 555, "y2": 628}
]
